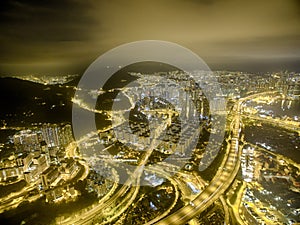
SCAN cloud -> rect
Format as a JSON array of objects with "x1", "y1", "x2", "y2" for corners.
[{"x1": 0, "y1": 0, "x2": 299, "y2": 75}]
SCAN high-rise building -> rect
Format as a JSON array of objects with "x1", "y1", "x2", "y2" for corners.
[
  {"x1": 13, "y1": 130, "x2": 40, "y2": 152},
  {"x1": 58, "y1": 124, "x2": 73, "y2": 147},
  {"x1": 41, "y1": 124, "x2": 73, "y2": 147},
  {"x1": 41, "y1": 124, "x2": 60, "y2": 147}
]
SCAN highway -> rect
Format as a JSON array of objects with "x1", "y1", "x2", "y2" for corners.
[
  {"x1": 144, "y1": 165, "x2": 202, "y2": 225},
  {"x1": 66, "y1": 94, "x2": 243, "y2": 225},
  {"x1": 242, "y1": 114, "x2": 300, "y2": 134},
  {"x1": 0, "y1": 184, "x2": 36, "y2": 213},
  {"x1": 67, "y1": 91, "x2": 281, "y2": 224},
  {"x1": 155, "y1": 91, "x2": 281, "y2": 225},
  {"x1": 154, "y1": 101, "x2": 242, "y2": 225},
  {"x1": 66, "y1": 120, "x2": 170, "y2": 225}
]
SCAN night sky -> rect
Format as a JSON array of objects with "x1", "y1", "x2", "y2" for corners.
[{"x1": 0, "y1": 0, "x2": 300, "y2": 76}]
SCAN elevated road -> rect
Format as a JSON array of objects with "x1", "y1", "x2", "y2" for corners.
[
  {"x1": 154, "y1": 102, "x2": 242, "y2": 225},
  {"x1": 68, "y1": 90, "x2": 258, "y2": 225},
  {"x1": 242, "y1": 114, "x2": 300, "y2": 133},
  {"x1": 66, "y1": 120, "x2": 170, "y2": 225}
]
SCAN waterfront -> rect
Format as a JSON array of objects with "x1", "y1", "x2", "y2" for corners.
[
  {"x1": 243, "y1": 99, "x2": 300, "y2": 163},
  {"x1": 0, "y1": 71, "x2": 299, "y2": 225}
]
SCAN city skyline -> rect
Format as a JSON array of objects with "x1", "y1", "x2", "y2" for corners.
[
  {"x1": 0, "y1": 1, "x2": 300, "y2": 224},
  {"x1": 0, "y1": 69, "x2": 299, "y2": 224}
]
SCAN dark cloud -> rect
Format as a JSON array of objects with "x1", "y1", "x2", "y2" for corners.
[
  {"x1": 0, "y1": 0, "x2": 300, "y2": 75},
  {"x1": 0, "y1": 0, "x2": 96, "y2": 42},
  {"x1": 0, "y1": 0, "x2": 100, "y2": 74}
]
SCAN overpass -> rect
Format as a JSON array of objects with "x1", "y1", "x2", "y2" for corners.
[{"x1": 154, "y1": 102, "x2": 242, "y2": 225}]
